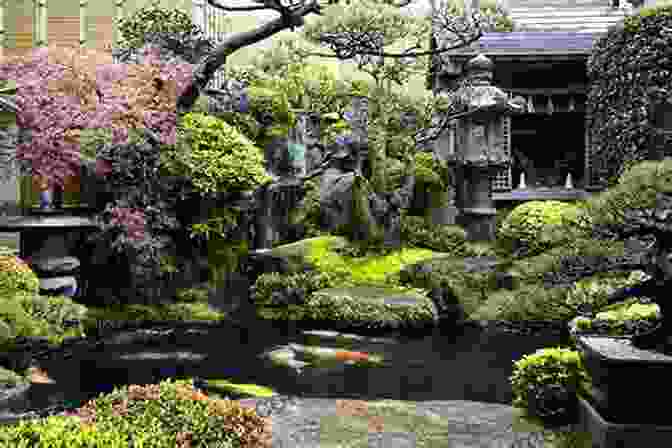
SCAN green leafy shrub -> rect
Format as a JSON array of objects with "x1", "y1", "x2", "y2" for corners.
[
  {"x1": 564, "y1": 270, "x2": 651, "y2": 314},
  {"x1": 0, "y1": 379, "x2": 272, "y2": 447},
  {"x1": 287, "y1": 178, "x2": 324, "y2": 238},
  {"x1": 510, "y1": 347, "x2": 590, "y2": 422},
  {"x1": 497, "y1": 200, "x2": 593, "y2": 257},
  {"x1": 588, "y1": 4, "x2": 672, "y2": 187},
  {"x1": 174, "y1": 286, "x2": 209, "y2": 303},
  {"x1": 475, "y1": 283, "x2": 574, "y2": 322},
  {"x1": 400, "y1": 215, "x2": 467, "y2": 255},
  {"x1": 81, "y1": 302, "x2": 227, "y2": 334},
  {"x1": 0, "y1": 294, "x2": 87, "y2": 347},
  {"x1": 0, "y1": 366, "x2": 28, "y2": 386},
  {"x1": 165, "y1": 112, "x2": 272, "y2": 194},
  {"x1": 584, "y1": 159, "x2": 672, "y2": 233},
  {"x1": 250, "y1": 270, "x2": 339, "y2": 306},
  {"x1": 0, "y1": 255, "x2": 39, "y2": 298}
]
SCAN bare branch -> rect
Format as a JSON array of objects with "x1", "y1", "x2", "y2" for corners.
[{"x1": 177, "y1": 0, "x2": 320, "y2": 113}]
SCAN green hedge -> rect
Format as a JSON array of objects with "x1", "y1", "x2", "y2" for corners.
[{"x1": 587, "y1": 4, "x2": 672, "y2": 187}]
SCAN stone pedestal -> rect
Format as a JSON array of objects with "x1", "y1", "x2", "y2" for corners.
[
  {"x1": 576, "y1": 395, "x2": 672, "y2": 448},
  {"x1": 458, "y1": 207, "x2": 497, "y2": 241},
  {"x1": 575, "y1": 335, "x2": 672, "y2": 448},
  {"x1": 428, "y1": 204, "x2": 459, "y2": 226}
]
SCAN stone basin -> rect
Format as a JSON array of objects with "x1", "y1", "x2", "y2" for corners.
[{"x1": 576, "y1": 335, "x2": 672, "y2": 425}]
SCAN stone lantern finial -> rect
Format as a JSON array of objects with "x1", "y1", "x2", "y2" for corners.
[{"x1": 465, "y1": 54, "x2": 494, "y2": 86}]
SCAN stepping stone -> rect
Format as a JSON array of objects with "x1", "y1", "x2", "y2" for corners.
[
  {"x1": 39, "y1": 276, "x2": 77, "y2": 296},
  {"x1": 29, "y1": 256, "x2": 80, "y2": 276}
]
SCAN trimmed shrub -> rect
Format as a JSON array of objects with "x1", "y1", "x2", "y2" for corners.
[
  {"x1": 0, "y1": 255, "x2": 39, "y2": 298},
  {"x1": 0, "y1": 379, "x2": 272, "y2": 447},
  {"x1": 164, "y1": 112, "x2": 272, "y2": 194},
  {"x1": 250, "y1": 271, "x2": 339, "y2": 306},
  {"x1": 584, "y1": 158, "x2": 672, "y2": 234},
  {"x1": 0, "y1": 294, "x2": 87, "y2": 347},
  {"x1": 400, "y1": 215, "x2": 467, "y2": 255},
  {"x1": 510, "y1": 347, "x2": 590, "y2": 423},
  {"x1": 497, "y1": 200, "x2": 593, "y2": 257},
  {"x1": 587, "y1": 4, "x2": 672, "y2": 187}
]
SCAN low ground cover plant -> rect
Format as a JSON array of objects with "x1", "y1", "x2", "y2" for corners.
[{"x1": 0, "y1": 379, "x2": 272, "y2": 447}]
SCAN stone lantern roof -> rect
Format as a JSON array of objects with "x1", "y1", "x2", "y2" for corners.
[{"x1": 455, "y1": 53, "x2": 526, "y2": 115}]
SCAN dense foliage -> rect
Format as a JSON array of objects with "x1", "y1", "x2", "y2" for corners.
[
  {"x1": 164, "y1": 112, "x2": 271, "y2": 194},
  {"x1": 587, "y1": 4, "x2": 672, "y2": 187},
  {"x1": 0, "y1": 255, "x2": 39, "y2": 298},
  {"x1": 0, "y1": 44, "x2": 194, "y2": 188},
  {"x1": 497, "y1": 200, "x2": 593, "y2": 257},
  {"x1": 0, "y1": 379, "x2": 272, "y2": 447},
  {"x1": 114, "y1": 1, "x2": 217, "y2": 65},
  {"x1": 510, "y1": 347, "x2": 590, "y2": 423}
]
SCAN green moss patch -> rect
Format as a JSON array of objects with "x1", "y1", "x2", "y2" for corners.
[
  {"x1": 257, "y1": 285, "x2": 437, "y2": 330},
  {"x1": 82, "y1": 302, "x2": 228, "y2": 334}
]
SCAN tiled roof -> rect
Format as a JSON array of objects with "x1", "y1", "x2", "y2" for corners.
[{"x1": 445, "y1": 31, "x2": 601, "y2": 55}]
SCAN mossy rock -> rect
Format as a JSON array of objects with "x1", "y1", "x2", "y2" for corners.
[
  {"x1": 265, "y1": 236, "x2": 350, "y2": 274},
  {"x1": 261, "y1": 235, "x2": 447, "y2": 286},
  {"x1": 257, "y1": 285, "x2": 437, "y2": 330}
]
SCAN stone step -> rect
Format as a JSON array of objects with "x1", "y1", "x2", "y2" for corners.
[{"x1": 38, "y1": 276, "x2": 77, "y2": 296}]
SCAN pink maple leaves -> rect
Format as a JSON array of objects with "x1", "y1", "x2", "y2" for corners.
[{"x1": 0, "y1": 45, "x2": 195, "y2": 189}]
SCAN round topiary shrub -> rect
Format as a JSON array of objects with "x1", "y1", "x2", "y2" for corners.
[
  {"x1": 0, "y1": 255, "x2": 39, "y2": 297},
  {"x1": 510, "y1": 347, "x2": 590, "y2": 424},
  {"x1": 497, "y1": 200, "x2": 593, "y2": 257},
  {"x1": 400, "y1": 215, "x2": 467, "y2": 255},
  {"x1": 165, "y1": 112, "x2": 272, "y2": 194}
]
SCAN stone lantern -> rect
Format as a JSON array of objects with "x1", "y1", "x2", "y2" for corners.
[{"x1": 453, "y1": 54, "x2": 525, "y2": 241}]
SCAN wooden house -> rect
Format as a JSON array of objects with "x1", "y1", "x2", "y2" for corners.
[{"x1": 429, "y1": 0, "x2": 665, "y2": 206}]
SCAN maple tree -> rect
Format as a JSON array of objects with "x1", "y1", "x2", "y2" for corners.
[{"x1": 0, "y1": 44, "x2": 194, "y2": 189}]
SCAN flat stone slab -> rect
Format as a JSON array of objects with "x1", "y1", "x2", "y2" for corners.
[
  {"x1": 39, "y1": 276, "x2": 77, "y2": 292},
  {"x1": 579, "y1": 335, "x2": 672, "y2": 362},
  {"x1": 30, "y1": 256, "x2": 80, "y2": 274},
  {"x1": 235, "y1": 397, "x2": 550, "y2": 447}
]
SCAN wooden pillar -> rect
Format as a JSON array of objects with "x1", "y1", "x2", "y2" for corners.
[
  {"x1": 79, "y1": 0, "x2": 87, "y2": 47},
  {"x1": 113, "y1": 0, "x2": 125, "y2": 49},
  {"x1": 0, "y1": 0, "x2": 5, "y2": 59},
  {"x1": 35, "y1": 0, "x2": 47, "y2": 47}
]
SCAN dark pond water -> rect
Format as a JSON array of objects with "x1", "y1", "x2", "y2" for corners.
[{"x1": 23, "y1": 311, "x2": 571, "y2": 414}]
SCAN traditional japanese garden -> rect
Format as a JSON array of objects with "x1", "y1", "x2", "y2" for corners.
[{"x1": 1, "y1": 0, "x2": 672, "y2": 446}]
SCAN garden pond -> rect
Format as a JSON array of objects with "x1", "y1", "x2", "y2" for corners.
[{"x1": 4, "y1": 311, "x2": 571, "y2": 420}]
